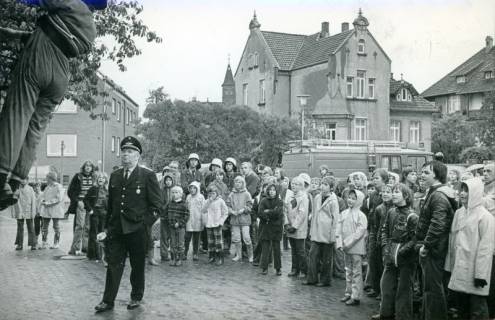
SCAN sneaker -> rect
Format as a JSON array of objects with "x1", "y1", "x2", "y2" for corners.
[
  {"x1": 260, "y1": 269, "x2": 268, "y2": 275},
  {"x1": 232, "y1": 255, "x2": 241, "y2": 262},
  {"x1": 340, "y1": 296, "x2": 351, "y2": 303},
  {"x1": 50, "y1": 243, "x2": 59, "y2": 249},
  {"x1": 287, "y1": 270, "x2": 299, "y2": 277}
]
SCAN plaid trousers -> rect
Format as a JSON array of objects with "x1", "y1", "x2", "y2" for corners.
[{"x1": 206, "y1": 226, "x2": 223, "y2": 252}]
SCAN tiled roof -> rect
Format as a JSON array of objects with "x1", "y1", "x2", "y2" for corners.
[
  {"x1": 422, "y1": 47, "x2": 495, "y2": 98},
  {"x1": 260, "y1": 31, "x2": 306, "y2": 70},
  {"x1": 291, "y1": 30, "x2": 354, "y2": 70},
  {"x1": 260, "y1": 29, "x2": 354, "y2": 71},
  {"x1": 390, "y1": 78, "x2": 436, "y2": 112},
  {"x1": 390, "y1": 96, "x2": 437, "y2": 112},
  {"x1": 390, "y1": 78, "x2": 419, "y2": 96}
]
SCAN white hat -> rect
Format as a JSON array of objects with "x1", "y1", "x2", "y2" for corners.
[
  {"x1": 188, "y1": 153, "x2": 200, "y2": 161},
  {"x1": 210, "y1": 158, "x2": 223, "y2": 168},
  {"x1": 224, "y1": 157, "x2": 237, "y2": 167}
]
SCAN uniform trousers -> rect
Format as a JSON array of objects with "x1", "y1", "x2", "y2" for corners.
[{"x1": 102, "y1": 229, "x2": 146, "y2": 304}]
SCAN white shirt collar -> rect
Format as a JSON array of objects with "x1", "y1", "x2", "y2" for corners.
[{"x1": 124, "y1": 163, "x2": 138, "y2": 177}]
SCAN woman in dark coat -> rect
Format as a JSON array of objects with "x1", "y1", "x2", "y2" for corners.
[{"x1": 258, "y1": 184, "x2": 284, "y2": 275}]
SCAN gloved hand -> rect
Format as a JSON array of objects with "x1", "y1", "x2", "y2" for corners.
[
  {"x1": 474, "y1": 278, "x2": 487, "y2": 288},
  {"x1": 287, "y1": 226, "x2": 297, "y2": 234}
]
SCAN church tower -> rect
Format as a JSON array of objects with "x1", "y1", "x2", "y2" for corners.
[{"x1": 222, "y1": 60, "x2": 236, "y2": 106}]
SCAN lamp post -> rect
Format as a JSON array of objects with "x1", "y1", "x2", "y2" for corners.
[
  {"x1": 297, "y1": 95, "x2": 310, "y2": 142},
  {"x1": 60, "y1": 140, "x2": 65, "y2": 185}
]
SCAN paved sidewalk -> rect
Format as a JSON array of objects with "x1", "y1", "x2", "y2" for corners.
[{"x1": 0, "y1": 211, "x2": 379, "y2": 320}]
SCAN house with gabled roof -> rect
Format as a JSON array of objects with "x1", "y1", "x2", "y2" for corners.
[
  {"x1": 234, "y1": 10, "x2": 392, "y2": 141},
  {"x1": 389, "y1": 75, "x2": 437, "y2": 151},
  {"x1": 422, "y1": 36, "x2": 495, "y2": 117}
]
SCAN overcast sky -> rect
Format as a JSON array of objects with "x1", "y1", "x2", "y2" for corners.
[{"x1": 98, "y1": 0, "x2": 495, "y2": 116}]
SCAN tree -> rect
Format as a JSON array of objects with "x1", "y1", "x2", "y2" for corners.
[
  {"x1": 0, "y1": 0, "x2": 161, "y2": 110},
  {"x1": 136, "y1": 92, "x2": 300, "y2": 171},
  {"x1": 478, "y1": 90, "x2": 495, "y2": 146},
  {"x1": 460, "y1": 146, "x2": 494, "y2": 164},
  {"x1": 431, "y1": 113, "x2": 478, "y2": 163}
]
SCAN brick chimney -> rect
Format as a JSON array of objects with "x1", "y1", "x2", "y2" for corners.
[
  {"x1": 320, "y1": 21, "x2": 329, "y2": 38},
  {"x1": 486, "y1": 36, "x2": 493, "y2": 53},
  {"x1": 341, "y1": 22, "x2": 349, "y2": 32}
]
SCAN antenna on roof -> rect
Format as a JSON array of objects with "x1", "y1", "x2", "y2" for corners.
[{"x1": 228, "y1": 53, "x2": 231, "y2": 65}]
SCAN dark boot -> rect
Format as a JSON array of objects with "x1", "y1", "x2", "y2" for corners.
[
  {"x1": 208, "y1": 251, "x2": 216, "y2": 264},
  {"x1": 215, "y1": 251, "x2": 224, "y2": 266},
  {"x1": 169, "y1": 252, "x2": 175, "y2": 266}
]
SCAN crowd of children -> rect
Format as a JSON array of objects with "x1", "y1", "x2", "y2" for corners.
[{"x1": 8, "y1": 153, "x2": 495, "y2": 320}]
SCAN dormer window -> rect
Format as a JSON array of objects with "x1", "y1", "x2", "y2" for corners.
[
  {"x1": 397, "y1": 88, "x2": 412, "y2": 101},
  {"x1": 456, "y1": 75, "x2": 466, "y2": 83},
  {"x1": 358, "y1": 39, "x2": 365, "y2": 54},
  {"x1": 254, "y1": 52, "x2": 259, "y2": 67},
  {"x1": 485, "y1": 71, "x2": 493, "y2": 79}
]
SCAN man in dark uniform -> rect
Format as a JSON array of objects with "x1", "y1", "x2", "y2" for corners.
[
  {"x1": 0, "y1": 0, "x2": 106, "y2": 210},
  {"x1": 95, "y1": 136, "x2": 162, "y2": 313}
]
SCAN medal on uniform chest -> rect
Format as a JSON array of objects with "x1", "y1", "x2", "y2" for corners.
[{"x1": 136, "y1": 186, "x2": 141, "y2": 194}]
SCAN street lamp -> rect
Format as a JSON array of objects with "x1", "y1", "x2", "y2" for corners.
[{"x1": 297, "y1": 95, "x2": 310, "y2": 142}]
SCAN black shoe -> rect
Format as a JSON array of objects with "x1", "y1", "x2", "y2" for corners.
[
  {"x1": 316, "y1": 282, "x2": 331, "y2": 287},
  {"x1": 215, "y1": 252, "x2": 224, "y2": 266},
  {"x1": 127, "y1": 299, "x2": 141, "y2": 310},
  {"x1": 302, "y1": 280, "x2": 316, "y2": 285},
  {"x1": 208, "y1": 252, "x2": 216, "y2": 264},
  {"x1": 161, "y1": 255, "x2": 170, "y2": 262},
  {"x1": 95, "y1": 301, "x2": 114, "y2": 313},
  {"x1": 260, "y1": 269, "x2": 268, "y2": 275},
  {"x1": 0, "y1": 184, "x2": 17, "y2": 210},
  {"x1": 276, "y1": 269, "x2": 282, "y2": 276},
  {"x1": 366, "y1": 290, "x2": 378, "y2": 298},
  {"x1": 252, "y1": 261, "x2": 259, "y2": 267},
  {"x1": 15, "y1": 245, "x2": 22, "y2": 251}
]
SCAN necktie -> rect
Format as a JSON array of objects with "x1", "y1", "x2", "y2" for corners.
[{"x1": 124, "y1": 169, "x2": 129, "y2": 180}]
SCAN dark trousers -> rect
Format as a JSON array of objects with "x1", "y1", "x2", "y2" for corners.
[
  {"x1": 380, "y1": 263, "x2": 416, "y2": 320},
  {"x1": 200, "y1": 229, "x2": 208, "y2": 251},
  {"x1": 253, "y1": 224, "x2": 263, "y2": 262},
  {"x1": 184, "y1": 231, "x2": 201, "y2": 256},
  {"x1": 333, "y1": 243, "x2": 346, "y2": 277},
  {"x1": 420, "y1": 255, "x2": 448, "y2": 320},
  {"x1": 307, "y1": 241, "x2": 333, "y2": 285},
  {"x1": 159, "y1": 219, "x2": 170, "y2": 258},
  {"x1": 102, "y1": 229, "x2": 146, "y2": 304},
  {"x1": 452, "y1": 291, "x2": 489, "y2": 320},
  {"x1": 34, "y1": 215, "x2": 42, "y2": 236},
  {"x1": 368, "y1": 239, "x2": 383, "y2": 294},
  {"x1": 169, "y1": 227, "x2": 185, "y2": 258},
  {"x1": 0, "y1": 29, "x2": 69, "y2": 181},
  {"x1": 260, "y1": 240, "x2": 281, "y2": 270},
  {"x1": 289, "y1": 238, "x2": 306, "y2": 274},
  {"x1": 488, "y1": 258, "x2": 495, "y2": 319},
  {"x1": 15, "y1": 219, "x2": 34, "y2": 247},
  {"x1": 87, "y1": 214, "x2": 105, "y2": 260}
]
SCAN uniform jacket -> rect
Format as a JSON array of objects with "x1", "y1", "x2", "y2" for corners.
[
  {"x1": 310, "y1": 192, "x2": 339, "y2": 244},
  {"x1": 185, "y1": 182, "x2": 205, "y2": 232},
  {"x1": 227, "y1": 180, "x2": 253, "y2": 226},
  {"x1": 40, "y1": 182, "x2": 65, "y2": 219},
  {"x1": 286, "y1": 191, "x2": 309, "y2": 239},
  {"x1": 105, "y1": 165, "x2": 162, "y2": 235},
  {"x1": 11, "y1": 185, "x2": 36, "y2": 220},
  {"x1": 83, "y1": 185, "x2": 108, "y2": 216},
  {"x1": 382, "y1": 205, "x2": 418, "y2": 267},
  {"x1": 258, "y1": 186, "x2": 284, "y2": 241},
  {"x1": 416, "y1": 184, "x2": 457, "y2": 259},
  {"x1": 165, "y1": 199, "x2": 189, "y2": 229},
  {"x1": 445, "y1": 178, "x2": 495, "y2": 296},
  {"x1": 336, "y1": 190, "x2": 368, "y2": 255},
  {"x1": 201, "y1": 196, "x2": 228, "y2": 228}
]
